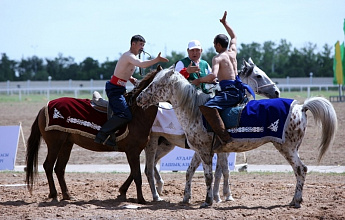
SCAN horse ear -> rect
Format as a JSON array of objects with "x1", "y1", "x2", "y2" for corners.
[
  {"x1": 248, "y1": 57, "x2": 254, "y2": 65},
  {"x1": 243, "y1": 58, "x2": 250, "y2": 67},
  {"x1": 156, "y1": 65, "x2": 163, "y2": 71}
]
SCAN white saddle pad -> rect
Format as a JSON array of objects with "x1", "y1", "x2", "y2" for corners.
[{"x1": 152, "y1": 102, "x2": 184, "y2": 135}]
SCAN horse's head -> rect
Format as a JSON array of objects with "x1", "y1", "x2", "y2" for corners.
[
  {"x1": 126, "y1": 65, "x2": 163, "y2": 109},
  {"x1": 239, "y1": 58, "x2": 280, "y2": 98},
  {"x1": 136, "y1": 66, "x2": 177, "y2": 109}
]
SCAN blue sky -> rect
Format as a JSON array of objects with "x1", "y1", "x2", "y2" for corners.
[{"x1": 1, "y1": 0, "x2": 344, "y2": 63}]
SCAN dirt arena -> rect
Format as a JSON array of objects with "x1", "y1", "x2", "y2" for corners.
[{"x1": 1, "y1": 97, "x2": 344, "y2": 219}]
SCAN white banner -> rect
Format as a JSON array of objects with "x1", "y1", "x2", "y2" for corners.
[
  {"x1": 0, "y1": 125, "x2": 20, "y2": 170},
  {"x1": 160, "y1": 147, "x2": 236, "y2": 171}
]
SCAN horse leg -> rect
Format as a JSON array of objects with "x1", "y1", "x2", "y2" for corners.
[
  {"x1": 121, "y1": 151, "x2": 146, "y2": 204},
  {"x1": 182, "y1": 152, "x2": 201, "y2": 204},
  {"x1": 118, "y1": 173, "x2": 133, "y2": 201},
  {"x1": 144, "y1": 136, "x2": 163, "y2": 201},
  {"x1": 216, "y1": 152, "x2": 234, "y2": 202},
  {"x1": 42, "y1": 134, "x2": 67, "y2": 201},
  {"x1": 213, "y1": 153, "x2": 222, "y2": 203},
  {"x1": 199, "y1": 152, "x2": 214, "y2": 208},
  {"x1": 153, "y1": 138, "x2": 175, "y2": 196},
  {"x1": 274, "y1": 142, "x2": 307, "y2": 208},
  {"x1": 54, "y1": 141, "x2": 74, "y2": 200}
]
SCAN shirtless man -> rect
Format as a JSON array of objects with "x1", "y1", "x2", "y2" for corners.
[
  {"x1": 192, "y1": 11, "x2": 253, "y2": 150},
  {"x1": 95, "y1": 35, "x2": 169, "y2": 146}
]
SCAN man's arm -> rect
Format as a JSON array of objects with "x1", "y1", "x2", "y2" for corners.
[
  {"x1": 220, "y1": 11, "x2": 237, "y2": 53},
  {"x1": 191, "y1": 57, "x2": 217, "y2": 86},
  {"x1": 130, "y1": 52, "x2": 168, "y2": 68}
]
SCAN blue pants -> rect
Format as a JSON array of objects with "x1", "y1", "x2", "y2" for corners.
[
  {"x1": 204, "y1": 78, "x2": 249, "y2": 111},
  {"x1": 105, "y1": 81, "x2": 132, "y2": 120}
]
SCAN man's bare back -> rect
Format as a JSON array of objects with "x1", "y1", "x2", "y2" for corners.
[{"x1": 212, "y1": 49, "x2": 237, "y2": 81}]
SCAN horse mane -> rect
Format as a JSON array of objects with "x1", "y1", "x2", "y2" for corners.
[
  {"x1": 157, "y1": 68, "x2": 211, "y2": 121},
  {"x1": 126, "y1": 67, "x2": 161, "y2": 112}
]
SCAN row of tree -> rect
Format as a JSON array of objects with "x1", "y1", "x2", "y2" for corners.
[{"x1": 0, "y1": 39, "x2": 334, "y2": 82}]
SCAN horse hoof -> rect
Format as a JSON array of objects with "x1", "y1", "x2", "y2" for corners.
[
  {"x1": 117, "y1": 194, "x2": 126, "y2": 201},
  {"x1": 225, "y1": 195, "x2": 235, "y2": 201},
  {"x1": 153, "y1": 196, "x2": 164, "y2": 202},
  {"x1": 182, "y1": 198, "x2": 190, "y2": 204},
  {"x1": 213, "y1": 196, "x2": 222, "y2": 203},
  {"x1": 138, "y1": 199, "x2": 147, "y2": 204},
  {"x1": 199, "y1": 202, "x2": 212, "y2": 208},
  {"x1": 62, "y1": 196, "x2": 76, "y2": 201},
  {"x1": 289, "y1": 201, "x2": 301, "y2": 208}
]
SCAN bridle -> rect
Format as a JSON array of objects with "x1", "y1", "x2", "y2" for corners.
[{"x1": 239, "y1": 64, "x2": 276, "y2": 94}]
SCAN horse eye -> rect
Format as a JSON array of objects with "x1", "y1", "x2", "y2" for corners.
[{"x1": 256, "y1": 75, "x2": 262, "y2": 79}]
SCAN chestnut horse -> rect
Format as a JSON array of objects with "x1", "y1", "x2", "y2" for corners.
[{"x1": 25, "y1": 66, "x2": 162, "y2": 204}]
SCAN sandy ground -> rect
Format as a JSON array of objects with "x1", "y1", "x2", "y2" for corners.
[{"x1": 0, "y1": 97, "x2": 344, "y2": 219}]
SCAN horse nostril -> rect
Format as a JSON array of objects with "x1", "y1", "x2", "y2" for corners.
[{"x1": 275, "y1": 91, "x2": 280, "y2": 97}]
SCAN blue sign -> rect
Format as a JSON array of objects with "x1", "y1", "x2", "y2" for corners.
[
  {"x1": 160, "y1": 147, "x2": 236, "y2": 171},
  {"x1": 0, "y1": 126, "x2": 20, "y2": 170}
]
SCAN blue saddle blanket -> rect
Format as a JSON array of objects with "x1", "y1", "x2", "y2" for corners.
[{"x1": 204, "y1": 98, "x2": 295, "y2": 143}]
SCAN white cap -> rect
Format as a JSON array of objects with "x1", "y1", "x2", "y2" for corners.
[{"x1": 188, "y1": 40, "x2": 202, "y2": 50}]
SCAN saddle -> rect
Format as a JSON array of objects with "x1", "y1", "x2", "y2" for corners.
[{"x1": 90, "y1": 91, "x2": 112, "y2": 120}]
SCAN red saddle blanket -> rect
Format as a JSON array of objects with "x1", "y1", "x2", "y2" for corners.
[{"x1": 45, "y1": 97, "x2": 127, "y2": 140}]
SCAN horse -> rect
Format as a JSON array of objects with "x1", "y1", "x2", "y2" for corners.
[
  {"x1": 137, "y1": 66, "x2": 338, "y2": 208},
  {"x1": 25, "y1": 65, "x2": 163, "y2": 204},
  {"x1": 144, "y1": 58, "x2": 280, "y2": 203}
]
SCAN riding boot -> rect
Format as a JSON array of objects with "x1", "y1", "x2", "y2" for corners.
[
  {"x1": 199, "y1": 105, "x2": 232, "y2": 151},
  {"x1": 94, "y1": 115, "x2": 129, "y2": 146}
]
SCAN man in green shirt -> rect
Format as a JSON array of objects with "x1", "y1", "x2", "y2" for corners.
[{"x1": 175, "y1": 40, "x2": 213, "y2": 94}]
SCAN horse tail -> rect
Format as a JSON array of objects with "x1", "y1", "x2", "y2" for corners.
[
  {"x1": 25, "y1": 108, "x2": 43, "y2": 194},
  {"x1": 302, "y1": 97, "x2": 338, "y2": 162}
]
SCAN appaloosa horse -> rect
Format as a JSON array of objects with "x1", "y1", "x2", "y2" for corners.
[
  {"x1": 144, "y1": 58, "x2": 280, "y2": 203},
  {"x1": 25, "y1": 66, "x2": 163, "y2": 204},
  {"x1": 137, "y1": 67, "x2": 338, "y2": 208}
]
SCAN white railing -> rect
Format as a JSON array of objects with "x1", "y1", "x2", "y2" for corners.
[
  {"x1": 277, "y1": 84, "x2": 339, "y2": 92},
  {"x1": 0, "y1": 87, "x2": 107, "y2": 101}
]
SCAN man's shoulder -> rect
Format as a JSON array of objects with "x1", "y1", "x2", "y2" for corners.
[{"x1": 119, "y1": 51, "x2": 138, "y2": 62}]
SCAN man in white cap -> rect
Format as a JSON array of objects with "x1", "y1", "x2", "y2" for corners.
[{"x1": 175, "y1": 40, "x2": 213, "y2": 93}]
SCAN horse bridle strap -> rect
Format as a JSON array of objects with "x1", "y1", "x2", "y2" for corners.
[{"x1": 240, "y1": 65, "x2": 276, "y2": 94}]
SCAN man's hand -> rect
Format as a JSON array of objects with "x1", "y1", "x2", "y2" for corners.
[
  {"x1": 220, "y1": 11, "x2": 227, "y2": 24},
  {"x1": 191, "y1": 78, "x2": 201, "y2": 86},
  {"x1": 156, "y1": 52, "x2": 169, "y2": 62},
  {"x1": 129, "y1": 76, "x2": 138, "y2": 86},
  {"x1": 186, "y1": 61, "x2": 200, "y2": 74}
]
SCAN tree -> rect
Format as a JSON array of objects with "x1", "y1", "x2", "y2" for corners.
[
  {"x1": 99, "y1": 60, "x2": 117, "y2": 80},
  {"x1": 237, "y1": 42, "x2": 262, "y2": 66},
  {"x1": 261, "y1": 41, "x2": 276, "y2": 75},
  {"x1": 274, "y1": 39, "x2": 292, "y2": 77},
  {"x1": 0, "y1": 53, "x2": 17, "y2": 81},
  {"x1": 17, "y1": 56, "x2": 44, "y2": 81},
  {"x1": 78, "y1": 57, "x2": 100, "y2": 80},
  {"x1": 201, "y1": 47, "x2": 216, "y2": 66},
  {"x1": 316, "y1": 44, "x2": 333, "y2": 77}
]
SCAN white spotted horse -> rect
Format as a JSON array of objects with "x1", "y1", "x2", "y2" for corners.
[
  {"x1": 137, "y1": 65, "x2": 338, "y2": 208},
  {"x1": 144, "y1": 58, "x2": 280, "y2": 203}
]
